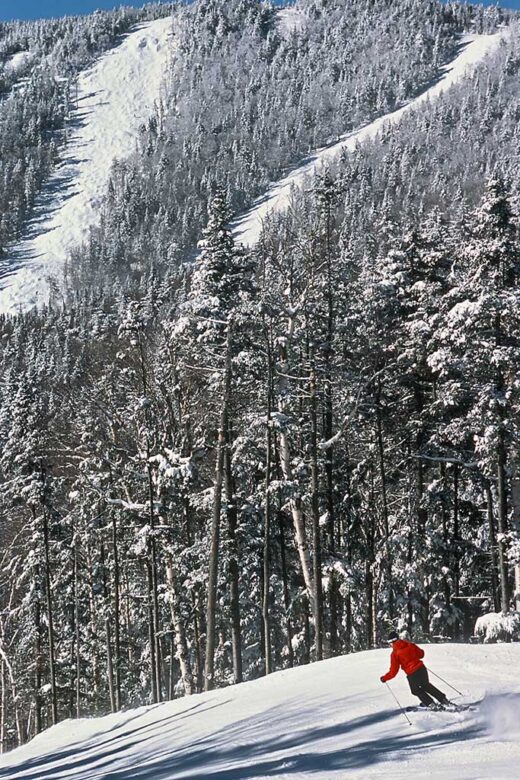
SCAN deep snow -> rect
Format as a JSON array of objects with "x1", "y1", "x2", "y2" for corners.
[
  {"x1": 0, "y1": 643, "x2": 519, "y2": 779},
  {"x1": 0, "y1": 17, "x2": 173, "y2": 314},
  {"x1": 231, "y1": 32, "x2": 505, "y2": 247}
]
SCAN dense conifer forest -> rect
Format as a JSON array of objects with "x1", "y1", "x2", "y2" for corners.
[{"x1": 0, "y1": 0, "x2": 519, "y2": 753}]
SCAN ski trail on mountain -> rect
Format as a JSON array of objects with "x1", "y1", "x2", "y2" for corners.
[
  {"x1": 1, "y1": 644, "x2": 519, "y2": 779},
  {"x1": 0, "y1": 17, "x2": 173, "y2": 314},
  {"x1": 232, "y1": 32, "x2": 505, "y2": 247},
  {"x1": 0, "y1": 25, "x2": 504, "y2": 314}
]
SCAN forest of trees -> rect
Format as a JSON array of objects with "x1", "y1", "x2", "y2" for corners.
[{"x1": 0, "y1": 0, "x2": 519, "y2": 757}]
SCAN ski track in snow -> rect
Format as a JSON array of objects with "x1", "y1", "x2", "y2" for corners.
[
  {"x1": 0, "y1": 17, "x2": 173, "y2": 314},
  {"x1": 232, "y1": 32, "x2": 505, "y2": 247},
  {"x1": 1, "y1": 644, "x2": 519, "y2": 779}
]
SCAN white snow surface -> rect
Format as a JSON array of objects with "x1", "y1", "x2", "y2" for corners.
[
  {"x1": 0, "y1": 18, "x2": 173, "y2": 314},
  {"x1": 232, "y1": 32, "x2": 505, "y2": 247},
  {"x1": 277, "y1": 8, "x2": 307, "y2": 35},
  {"x1": 3, "y1": 50, "x2": 34, "y2": 73},
  {"x1": 475, "y1": 611, "x2": 520, "y2": 643},
  {"x1": 1, "y1": 643, "x2": 519, "y2": 779}
]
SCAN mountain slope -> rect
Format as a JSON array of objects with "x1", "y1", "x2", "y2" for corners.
[
  {"x1": 0, "y1": 17, "x2": 173, "y2": 314},
  {"x1": 232, "y1": 31, "x2": 505, "y2": 246},
  {"x1": 0, "y1": 24, "x2": 503, "y2": 314},
  {"x1": 0, "y1": 644, "x2": 519, "y2": 780}
]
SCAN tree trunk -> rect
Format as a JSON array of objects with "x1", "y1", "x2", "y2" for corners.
[
  {"x1": 224, "y1": 429, "x2": 243, "y2": 684},
  {"x1": 106, "y1": 619, "x2": 116, "y2": 714},
  {"x1": 277, "y1": 338, "x2": 319, "y2": 640},
  {"x1": 343, "y1": 433, "x2": 353, "y2": 654},
  {"x1": 366, "y1": 471, "x2": 377, "y2": 648},
  {"x1": 375, "y1": 379, "x2": 393, "y2": 620},
  {"x1": 87, "y1": 536, "x2": 100, "y2": 711},
  {"x1": 124, "y1": 568, "x2": 134, "y2": 670},
  {"x1": 439, "y1": 464, "x2": 452, "y2": 628},
  {"x1": 184, "y1": 497, "x2": 203, "y2": 692},
  {"x1": 34, "y1": 577, "x2": 42, "y2": 735},
  {"x1": 323, "y1": 206, "x2": 338, "y2": 656},
  {"x1": 511, "y1": 471, "x2": 520, "y2": 612},
  {"x1": 278, "y1": 511, "x2": 294, "y2": 668},
  {"x1": 168, "y1": 632, "x2": 176, "y2": 701},
  {"x1": 484, "y1": 481, "x2": 500, "y2": 612},
  {"x1": 166, "y1": 564, "x2": 194, "y2": 696},
  {"x1": 366, "y1": 559, "x2": 374, "y2": 649},
  {"x1": 146, "y1": 459, "x2": 162, "y2": 702},
  {"x1": 205, "y1": 326, "x2": 232, "y2": 691},
  {"x1": 100, "y1": 536, "x2": 116, "y2": 713},
  {"x1": 192, "y1": 590, "x2": 204, "y2": 693},
  {"x1": 303, "y1": 597, "x2": 311, "y2": 665},
  {"x1": 0, "y1": 630, "x2": 23, "y2": 746},
  {"x1": 263, "y1": 333, "x2": 273, "y2": 674},
  {"x1": 417, "y1": 456, "x2": 429, "y2": 635},
  {"x1": 146, "y1": 559, "x2": 159, "y2": 704},
  {"x1": 309, "y1": 360, "x2": 323, "y2": 661},
  {"x1": 452, "y1": 464, "x2": 461, "y2": 639},
  {"x1": 73, "y1": 534, "x2": 81, "y2": 718},
  {"x1": 0, "y1": 658, "x2": 5, "y2": 753},
  {"x1": 139, "y1": 329, "x2": 162, "y2": 700},
  {"x1": 406, "y1": 464, "x2": 414, "y2": 636},
  {"x1": 111, "y1": 512, "x2": 121, "y2": 710},
  {"x1": 42, "y1": 505, "x2": 58, "y2": 726},
  {"x1": 496, "y1": 435, "x2": 510, "y2": 613}
]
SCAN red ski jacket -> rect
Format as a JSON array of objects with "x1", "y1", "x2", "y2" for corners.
[{"x1": 381, "y1": 639, "x2": 425, "y2": 681}]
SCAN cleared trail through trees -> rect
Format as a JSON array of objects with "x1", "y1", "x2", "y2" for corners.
[
  {"x1": 0, "y1": 17, "x2": 173, "y2": 314},
  {"x1": 232, "y1": 32, "x2": 505, "y2": 247}
]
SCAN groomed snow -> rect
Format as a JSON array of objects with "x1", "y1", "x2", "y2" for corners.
[
  {"x1": 0, "y1": 643, "x2": 519, "y2": 779},
  {"x1": 232, "y1": 32, "x2": 505, "y2": 247},
  {"x1": 0, "y1": 17, "x2": 173, "y2": 314}
]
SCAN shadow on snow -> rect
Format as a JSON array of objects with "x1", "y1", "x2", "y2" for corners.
[{"x1": 0, "y1": 692, "x2": 489, "y2": 780}]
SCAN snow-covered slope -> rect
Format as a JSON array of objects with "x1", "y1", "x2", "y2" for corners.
[
  {"x1": 277, "y1": 7, "x2": 307, "y2": 36},
  {"x1": 4, "y1": 50, "x2": 34, "y2": 74},
  {"x1": 0, "y1": 17, "x2": 173, "y2": 314},
  {"x1": 1, "y1": 644, "x2": 519, "y2": 779},
  {"x1": 232, "y1": 32, "x2": 505, "y2": 247},
  {"x1": 0, "y1": 26, "x2": 505, "y2": 314}
]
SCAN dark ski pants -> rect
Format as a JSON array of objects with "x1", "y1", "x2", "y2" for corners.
[{"x1": 407, "y1": 666, "x2": 448, "y2": 707}]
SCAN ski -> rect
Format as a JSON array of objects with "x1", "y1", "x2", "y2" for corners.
[
  {"x1": 406, "y1": 703, "x2": 478, "y2": 713},
  {"x1": 443, "y1": 703, "x2": 479, "y2": 713}
]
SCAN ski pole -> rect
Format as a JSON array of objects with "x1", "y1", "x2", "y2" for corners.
[
  {"x1": 384, "y1": 681, "x2": 413, "y2": 726},
  {"x1": 426, "y1": 666, "x2": 463, "y2": 696}
]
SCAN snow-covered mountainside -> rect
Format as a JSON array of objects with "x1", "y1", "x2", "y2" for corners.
[
  {"x1": 1, "y1": 644, "x2": 519, "y2": 780},
  {"x1": 0, "y1": 17, "x2": 172, "y2": 314},
  {"x1": 0, "y1": 20, "x2": 503, "y2": 314},
  {"x1": 232, "y1": 31, "x2": 505, "y2": 246}
]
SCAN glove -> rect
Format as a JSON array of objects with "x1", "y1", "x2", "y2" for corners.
[{"x1": 380, "y1": 676, "x2": 386, "y2": 683}]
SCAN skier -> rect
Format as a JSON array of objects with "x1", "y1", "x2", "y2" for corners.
[{"x1": 380, "y1": 631, "x2": 450, "y2": 709}]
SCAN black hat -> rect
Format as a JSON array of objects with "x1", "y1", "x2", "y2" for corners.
[{"x1": 387, "y1": 630, "x2": 399, "y2": 643}]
